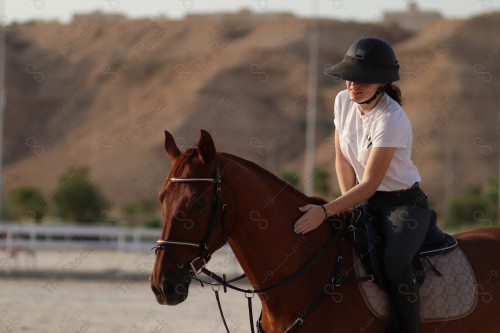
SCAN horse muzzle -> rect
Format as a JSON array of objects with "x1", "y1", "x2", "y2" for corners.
[{"x1": 150, "y1": 274, "x2": 191, "y2": 305}]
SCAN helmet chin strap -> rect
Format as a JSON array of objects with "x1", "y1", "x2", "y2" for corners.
[{"x1": 358, "y1": 84, "x2": 390, "y2": 105}]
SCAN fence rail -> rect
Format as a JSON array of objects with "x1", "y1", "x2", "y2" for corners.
[
  {"x1": 0, "y1": 222, "x2": 161, "y2": 251},
  {"x1": 0, "y1": 222, "x2": 240, "y2": 277}
]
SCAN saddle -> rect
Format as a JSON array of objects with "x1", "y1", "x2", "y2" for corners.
[
  {"x1": 348, "y1": 207, "x2": 477, "y2": 322},
  {"x1": 351, "y1": 206, "x2": 458, "y2": 288}
]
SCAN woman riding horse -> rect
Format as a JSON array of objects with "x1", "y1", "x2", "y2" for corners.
[{"x1": 294, "y1": 37, "x2": 428, "y2": 333}]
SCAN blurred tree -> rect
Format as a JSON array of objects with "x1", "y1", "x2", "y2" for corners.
[
  {"x1": 446, "y1": 181, "x2": 498, "y2": 229},
  {"x1": 53, "y1": 167, "x2": 108, "y2": 222},
  {"x1": 313, "y1": 168, "x2": 331, "y2": 196},
  {"x1": 484, "y1": 180, "x2": 499, "y2": 225},
  {"x1": 281, "y1": 171, "x2": 301, "y2": 189},
  {"x1": 7, "y1": 187, "x2": 47, "y2": 221},
  {"x1": 281, "y1": 169, "x2": 332, "y2": 196},
  {"x1": 121, "y1": 197, "x2": 160, "y2": 227}
]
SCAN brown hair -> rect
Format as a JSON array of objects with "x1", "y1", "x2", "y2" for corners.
[{"x1": 385, "y1": 84, "x2": 402, "y2": 105}]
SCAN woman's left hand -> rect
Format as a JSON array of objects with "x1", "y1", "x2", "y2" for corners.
[{"x1": 293, "y1": 204, "x2": 326, "y2": 234}]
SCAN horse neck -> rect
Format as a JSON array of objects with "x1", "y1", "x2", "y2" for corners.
[
  {"x1": 216, "y1": 154, "x2": 375, "y2": 332},
  {"x1": 219, "y1": 153, "x2": 334, "y2": 289}
]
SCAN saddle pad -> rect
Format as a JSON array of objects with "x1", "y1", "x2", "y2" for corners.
[{"x1": 353, "y1": 247, "x2": 477, "y2": 323}]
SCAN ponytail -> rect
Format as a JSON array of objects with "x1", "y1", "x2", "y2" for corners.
[{"x1": 385, "y1": 84, "x2": 402, "y2": 105}]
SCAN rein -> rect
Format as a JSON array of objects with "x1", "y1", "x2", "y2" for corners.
[
  {"x1": 198, "y1": 216, "x2": 371, "y2": 333},
  {"x1": 153, "y1": 156, "x2": 372, "y2": 332}
]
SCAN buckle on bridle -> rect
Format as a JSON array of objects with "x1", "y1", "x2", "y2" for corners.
[{"x1": 189, "y1": 257, "x2": 207, "y2": 277}]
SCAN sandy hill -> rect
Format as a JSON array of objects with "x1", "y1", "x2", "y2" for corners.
[{"x1": 3, "y1": 11, "x2": 500, "y2": 217}]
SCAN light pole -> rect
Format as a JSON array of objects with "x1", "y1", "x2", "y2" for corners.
[
  {"x1": 0, "y1": 0, "x2": 6, "y2": 221},
  {"x1": 304, "y1": 0, "x2": 319, "y2": 196},
  {"x1": 498, "y1": 100, "x2": 500, "y2": 226}
]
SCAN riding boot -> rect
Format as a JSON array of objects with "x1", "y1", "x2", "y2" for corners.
[
  {"x1": 388, "y1": 268, "x2": 420, "y2": 333},
  {"x1": 385, "y1": 310, "x2": 402, "y2": 333}
]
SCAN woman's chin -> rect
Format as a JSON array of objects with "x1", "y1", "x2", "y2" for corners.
[{"x1": 349, "y1": 95, "x2": 365, "y2": 103}]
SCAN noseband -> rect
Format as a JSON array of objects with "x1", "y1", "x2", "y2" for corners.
[{"x1": 153, "y1": 157, "x2": 227, "y2": 278}]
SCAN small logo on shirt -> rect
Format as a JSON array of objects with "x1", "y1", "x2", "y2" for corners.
[{"x1": 366, "y1": 134, "x2": 372, "y2": 149}]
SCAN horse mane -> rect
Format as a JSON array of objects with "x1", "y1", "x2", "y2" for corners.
[{"x1": 219, "y1": 152, "x2": 327, "y2": 205}]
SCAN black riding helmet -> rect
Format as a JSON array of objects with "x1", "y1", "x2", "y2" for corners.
[{"x1": 324, "y1": 37, "x2": 400, "y2": 84}]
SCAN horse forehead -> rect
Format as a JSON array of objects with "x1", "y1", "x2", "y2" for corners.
[
  {"x1": 159, "y1": 155, "x2": 199, "y2": 194},
  {"x1": 172, "y1": 151, "x2": 209, "y2": 176},
  {"x1": 159, "y1": 151, "x2": 215, "y2": 203},
  {"x1": 160, "y1": 175, "x2": 207, "y2": 206},
  {"x1": 161, "y1": 183, "x2": 192, "y2": 205}
]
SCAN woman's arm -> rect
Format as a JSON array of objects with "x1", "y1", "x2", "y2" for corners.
[
  {"x1": 294, "y1": 146, "x2": 396, "y2": 234},
  {"x1": 334, "y1": 131, "x2": 356, "y2": 195},
  {"x1": 325, "y1": 146, "x2": 396, "y2": 214}
]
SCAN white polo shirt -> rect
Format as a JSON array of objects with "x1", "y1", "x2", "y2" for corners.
[{"x1": 333, "y1": 89, "x2": 421, "y2": 191}]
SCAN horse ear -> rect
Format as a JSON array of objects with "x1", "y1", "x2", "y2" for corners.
[
  {"x1": 197, "y1": 130, "x2": 216, "y2": 165},
  {"x1": 164, "y1": 130, "x2": 181, "y2": 161}
]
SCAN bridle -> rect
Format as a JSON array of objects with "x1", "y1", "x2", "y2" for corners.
[{"x1": 153, "y1": 156, "x2": 228, "y2": 278}]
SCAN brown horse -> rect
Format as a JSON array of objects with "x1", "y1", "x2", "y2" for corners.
[{"x1": 150, "y1": 130, "x2": 500, "y2": 333}]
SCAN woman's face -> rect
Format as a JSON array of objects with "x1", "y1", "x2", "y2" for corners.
[{"x1": 345, "y1": 81, "x2": 383, "y2": 104}]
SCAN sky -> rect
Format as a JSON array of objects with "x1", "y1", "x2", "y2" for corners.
[{"x1": 2, "y1": 0, "x2": 500, "y2": 24}]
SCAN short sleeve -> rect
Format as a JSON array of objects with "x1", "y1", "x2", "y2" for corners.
[
  {"x1": 333, "y1": 93, "x2": 341, "y2": 129},
  {"x1": 372, "y1": 111, "x2": 412, "y2": 148},
  {"x1": 333, "y1": 90, "x2": 350, "y2": 130}
]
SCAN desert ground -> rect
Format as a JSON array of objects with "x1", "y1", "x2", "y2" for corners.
[{"x1": 0, "y1": 248, "x2": 261, "y2": 333}]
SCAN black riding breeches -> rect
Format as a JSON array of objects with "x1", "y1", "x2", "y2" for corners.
[
  {"x1": 368, "y1": 184, "x2": 430, "y2": 333},
  {"x1": 368, "y1": 185, "x2": 430, "y2": 282}
]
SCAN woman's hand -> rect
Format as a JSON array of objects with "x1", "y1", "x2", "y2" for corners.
[{"x1": 293, "y1": 204, "x2": 327, "y2": 234}]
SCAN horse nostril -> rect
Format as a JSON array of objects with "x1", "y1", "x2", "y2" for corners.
[
  {"x1": 174, "y1": 283, "x2": 188, "y2": 295},
  {"x1": 151, "y1": 284, "x2": 161, "y2": 297}
]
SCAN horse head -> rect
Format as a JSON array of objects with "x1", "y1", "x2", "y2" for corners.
[{"x1": 150, "y1": 130, "x2": 227, "y2": 305}]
